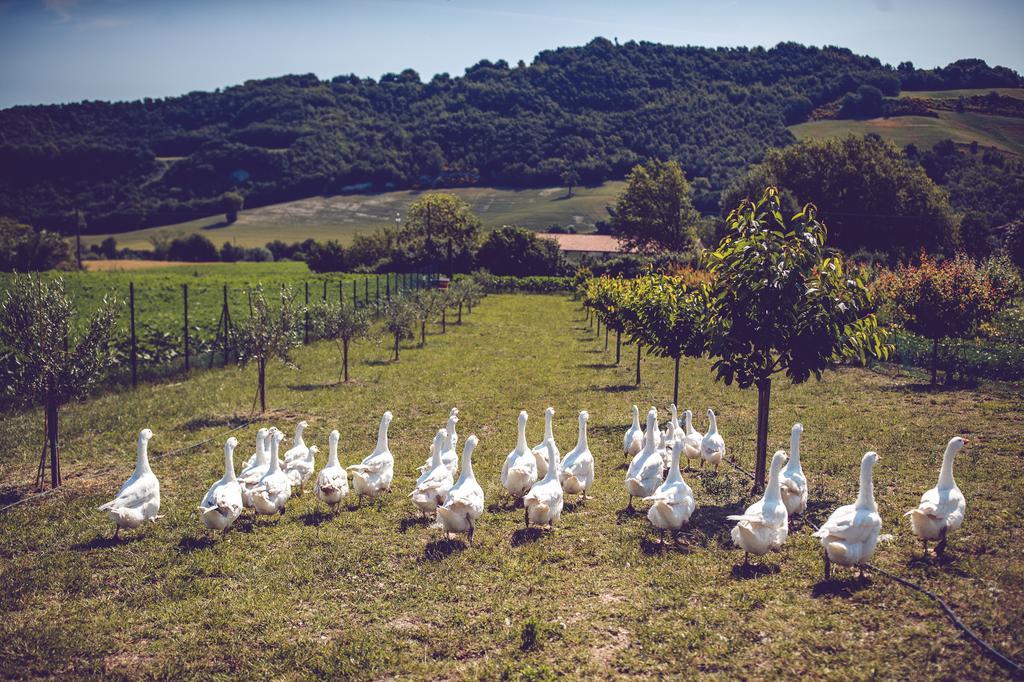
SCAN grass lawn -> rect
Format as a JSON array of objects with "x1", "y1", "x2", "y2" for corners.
[
  {"x1": 789, "y1": 110, "x2": 1024, "y2": 155},
  {"x1": 898, "y1": 87, "x2": 1024, "y2": 101},
  {"x1": 79, "y1": 183, "x2": 625, "y2": 252},
  {"x1": 1, "y1": 294, "x2": 1022, "y2": 678}
]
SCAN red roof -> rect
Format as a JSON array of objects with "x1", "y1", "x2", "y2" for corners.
[{"x1": 536, "y1": 233, "x2": 629, "y2": 253}]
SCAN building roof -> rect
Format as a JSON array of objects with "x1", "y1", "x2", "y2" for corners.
[{"x1": 536, "y1": 232, "x2": 630, "y2": 254}]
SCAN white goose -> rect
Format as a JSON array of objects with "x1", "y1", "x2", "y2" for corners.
[
  {"x1": 814, "y1": 452, "x2": 885, "y2": 579},
  {"x1": 663, "y1": 404, "x2": 683, "y2": 448},
  {"x1": 727, "y1": 450, "x2": 789, "y2": 565},
  {"x1": 531, "y1": 407, "x2": 559, "y2": 479},
  {"x1": 198, "y1": 436, "x2": 244, "y2": 533},
  {"x1": 779, "y1": 423, "x2": 808, "y2": 516},
  {"x1": 624, "y1": 408, "x2": 665, "y2": 509},
  {"x1": 314, "y1": 430, "x2": 349, "y2": 512},
  {"x1": 623, "y1": 405, "x2": 643, "y2": 460},
  {"x1": 282, "y1": 420, "x2": 309, "y2": 464},
  {"x1": 681, "y1": 410, "x2": 703, "y2": 471},
  {"x1": 437, "y1": 414, "x2": 460, "y2": 477},
  {"x1": 253, "y1": 430, "x2": 291, "y2": 516},
  {"x1": 905, "y1": 437, "x2": 967, "y2": 557},
  {"x1": 559, "y1": 410, "x2": 595, "y2": 502},
  {"x1": 446, "y1": 407, "x2": 459, "y2": 448},
  {"x1": 700, "y1": 408, "x2": 725, "y2": 471},
  {"x1": 242, "y1": 427, "x2": 270, "y2": 471},
  {"x1": 238, "y1": 428, "x2": 272, "y2": 511},
  {"x1": 348, "y1": 411, "x2": 395, "y2": 504},
  {"x1": 284, "y1": 439, "x2": 317, "y2": 494},
  {"x1": 98, "y1": 428, "x2": 161, "y2": 538},
  {"x1": 524, "y1": 441, "x2": 564, "y2": 529},
  {"x1": 645, "y1": 439, "x2": 697, "y2": 543},
  {"x1": 435, "y1": 435, "x2": 484, "y2": 544},
  {"x1": 412, "y1": 430, "x2": 455, "y2": 517},
  {"x1": 501, "y1": 411, "x2": 538, "y2": 500}
]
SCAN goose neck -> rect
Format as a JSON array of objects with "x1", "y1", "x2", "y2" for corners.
[
  {"x1": 375, "y1": 417, "x2": 390, "y2": 454},
  {"x1": 327, "y1": 436, "x2": 339, "y2": 468},
  {"x1": 764, "y1": 456, "x2": 784, "y2": 505},
  {"x1": 516, "y1": 415, "x2": 528, "y2": 452},
  {"x1": 856, "y1": 457, "x2": 876, "y2": 510},
  {"x1": 268, "y1": 437, "x2": 281, "y2": 473},
  {"x1": 544, "y1": 411, "x2": 553, "y2": 440},
  {"x1": 543, "y1": 444, "x2": 560, "y2": 482},
  {"x1": 938, "y1": 442, "x2": 958, "y2": 489},
  {"x1": 576, "y1": 418, "x2": 588, "y2": 451},
  {"x1": 135, "y1": 435, "x2": 152, "y2": 475},
  {"x1": 224, "y1": 442, "x2": 236, "y2": 481},
  {"x1": 789, "y1": 429, "x2": 801, "y2": 470}
]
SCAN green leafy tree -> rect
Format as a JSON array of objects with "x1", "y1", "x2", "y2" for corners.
[
  {"x1": 402, "y1": 193, "x2": 482, "y2": 274},
  {"x1": 411, "y1": 289, "x2": 444, "y2": 346},
  {"x1": 382, "y1": 296, "x2": 415, "y2": 360},
  {"x1": 222, "y1": 191, "x2": 244, "y2": 224},
  {"x1": 561, "y1": 166, "x2": 581, "y2": 198},
  {"x1": 0, "y1": 275, "x2": 119, "y2": 489},
  {"x1": 476, "y1": 226, "x2": 564, "y2": 276},
  {"x1": 0, "y1": 218, "x2": 71, "y2": 272},
  {"x1": 319, "y1": 300, "x2": 374, "y2": 383},
  {"x1": 721, "y1": 135, "x2": 960, "y2": 257},
  {"x1": 609, "y1": 159, "x2": 699, "y2": 252},
  {"x1": 232, "y1": 284, "x2": 304, "y2": 413},
  {"x1": 704, "y1": 188, "x2": 890, "y2": 491},
  {"x1": 874, "y1": 252, "x2": 1011, "y2": 384},
  {"x1": 631, "y1": 275, "x2": 710, "y2": 405}
]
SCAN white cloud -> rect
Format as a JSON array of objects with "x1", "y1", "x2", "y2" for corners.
[{"x1": 43, "y1": 0, "x2": 79, "y2": 22}]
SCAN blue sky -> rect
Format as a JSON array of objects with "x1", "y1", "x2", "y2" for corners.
[{"x1": 1, "y1": 0, "x2": 1022, "y2": 109}]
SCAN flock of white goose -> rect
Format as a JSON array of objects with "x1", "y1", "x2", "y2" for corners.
[{"x1": 98, "y1": 404, "x2": 968, "y2": 579}]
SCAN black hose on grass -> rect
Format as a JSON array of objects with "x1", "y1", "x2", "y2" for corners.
[{"x1": 721, "y1": 454, "x2": 1024, "y2": 677}]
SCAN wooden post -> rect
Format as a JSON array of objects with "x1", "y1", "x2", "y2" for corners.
[
  {"x1": 222, "y1": 284, "x2": 231, "y2": 365},
  {"x1": 364, "y1": 277, "x2": 369, "y2": 305},
  {"x1": 129, "y1": 282, "x2": 138, "y2": 388},
  {"x1": 635, "y1": 343, "x2": 641, "y2": 386},
  {"x1": 304, "y1": 281, "x2": 310, "y2": 345},
  {"x1": 47, "y1": 401, "x2": 60, "y2": 488},
  {"x1": 183, "y1": 284, "x2": 189, "y2": 373},
  {"x1": 322, "y1": 279, "x2": 327, "y2": 302},
  {"x1": 753, "y1": 378, "x2": 771, "y2": 493},
  {"x1": 673, "y1": 356, "x2": 680, "y2": 407},
  {"x1": 604, "y1": 325, "x2": 608, "y2": 351},
  {"x1": 376, "y1": 274, "x2": 380, "y2": 309}
]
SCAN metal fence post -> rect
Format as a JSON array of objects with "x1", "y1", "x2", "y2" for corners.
[
  {"x1": 182, "y1": 283, "x2": 190, "y2": 373},
  {"x1": 129, "y1": 282, "x2": 137, "y2": 388}
]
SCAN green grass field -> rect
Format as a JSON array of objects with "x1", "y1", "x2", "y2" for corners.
[
  {"x1": 1, "y1": 293, "x2": 1021, "y2": 678},
  {"x1": 789, "y1": 110, "x2": 1024, "y2": 155},
  {"x1": 899, "y1": 87, "x2": 1024, "y2": 101},
  {"x1": 81, "y1": 183, "x2": 625, "y2": 252}
]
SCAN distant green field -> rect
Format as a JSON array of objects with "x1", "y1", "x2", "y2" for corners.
[
  {"x1": 899, "y1": 87, "x2": 1024, "y2": 100},
  {"x1": 789, "y1": 110, "x2": 1024, "y2": 155},
  {"x1": 82, "y1": 183, "x2": 625, "y2": 252}
]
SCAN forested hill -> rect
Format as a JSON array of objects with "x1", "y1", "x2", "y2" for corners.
[{"x1": 1, "y1": 38, "x2": 1020, "y2": 234}]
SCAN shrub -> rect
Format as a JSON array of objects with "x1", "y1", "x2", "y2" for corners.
[
  {"x1": 476, "y1": 226, "x2": 565, "y2": 276},
  {"x1": 873, "y1": 251, "x2": 1013, "y2": 384},
  {"x1": 167, "y1": 233, "x2": 218, "y2": 262},
  {"x1": 0, "y1": 217, "x2": 72, "y2": 272}
]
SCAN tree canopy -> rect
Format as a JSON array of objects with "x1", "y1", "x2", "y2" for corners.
[
  {"x1": 609, "y1": 160, "x2": 699, "y2": 252},
  {"x1": 720, "y1": 135, "x2": 960, "y2": 257}
]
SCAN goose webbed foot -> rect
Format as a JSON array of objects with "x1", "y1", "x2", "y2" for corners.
[{"x1": 524, "y1": 507, "x2": 529, "y2": 528}]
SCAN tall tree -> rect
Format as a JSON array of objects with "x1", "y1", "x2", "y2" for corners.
[
  {"x1": 609, "y1": 159, "x2": 699, "y2": 252},
  {"x1": 0, "y1": 275, "x2": 118, "y2": 489},
  {"x1": 401, "y1": 193, "x2": 482, "y2": 274},
  {"x1": 720, "y1": 135, "x2": 960, "y2": 257},
  {"x1": 704, "y1": 187, "x2": 890, "y2": 492}
]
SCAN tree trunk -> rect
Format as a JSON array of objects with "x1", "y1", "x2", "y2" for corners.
[
  {"x1": 604, "y1": 326, "x2": 608, "y2": 351},
  {"x1": 258, "y1": 358, "x2": 267, "y2": 413},
  {"x1": 458, "y1": 303, "x2": 463, "y2": 324},
  {"x1": 394, "y1": 334, "x2": 400, "y2": 361},
  {"x1": 673, "y1": 356, "x2": 680, "y2": 407},
  {"x1": 47, "y1": 400, "x2": 60, "y2": 489},
  {"x1": 635, "y1": 344, "x2": 642, "y2": 386},
  {"x1": 753, "y1": 378, "x2": 771, "y2": 494},
  {"x1": 420, "y1": 320, "x2": 426, "y2": 346},
  {"x1": 342, "y1": 338, "x2": 350, "y2": 383},
  {"x1": 615, "y1": 331, "x2": 621, "y2": 365},
  {"x1": 596, "y1": 317, "x2": 601, "y2": 338},
  {"x1": 931, "y1": 337, "x2": 939, "y2": 386},
  {"x1": 442, "y1": 309, "x2": 446, "y2": 333}
]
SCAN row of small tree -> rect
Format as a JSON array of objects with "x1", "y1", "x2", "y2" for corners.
[
  {"x1": 0, "y1": 274, "x2": 486, "y2": 490},
  {"x1": 581, "y1": 187, "x2": 890, "y2": 492}
]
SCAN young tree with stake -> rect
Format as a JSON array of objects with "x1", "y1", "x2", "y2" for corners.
[
  {"x1": 383, "y1": 296, "x2": 415, "y2": 361},
  {"x1": 232, "y1": 284, "x2": 303, "y2": 413},
  {"x1": 0, "y1": 275, "x2": 118, "y2": 490},
  {"x1": 704, "y1": 188, "x2": 889, "y2": 492},
  {"x1": 318, "y1": 299, "x2": 374, "y2": 383}
]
